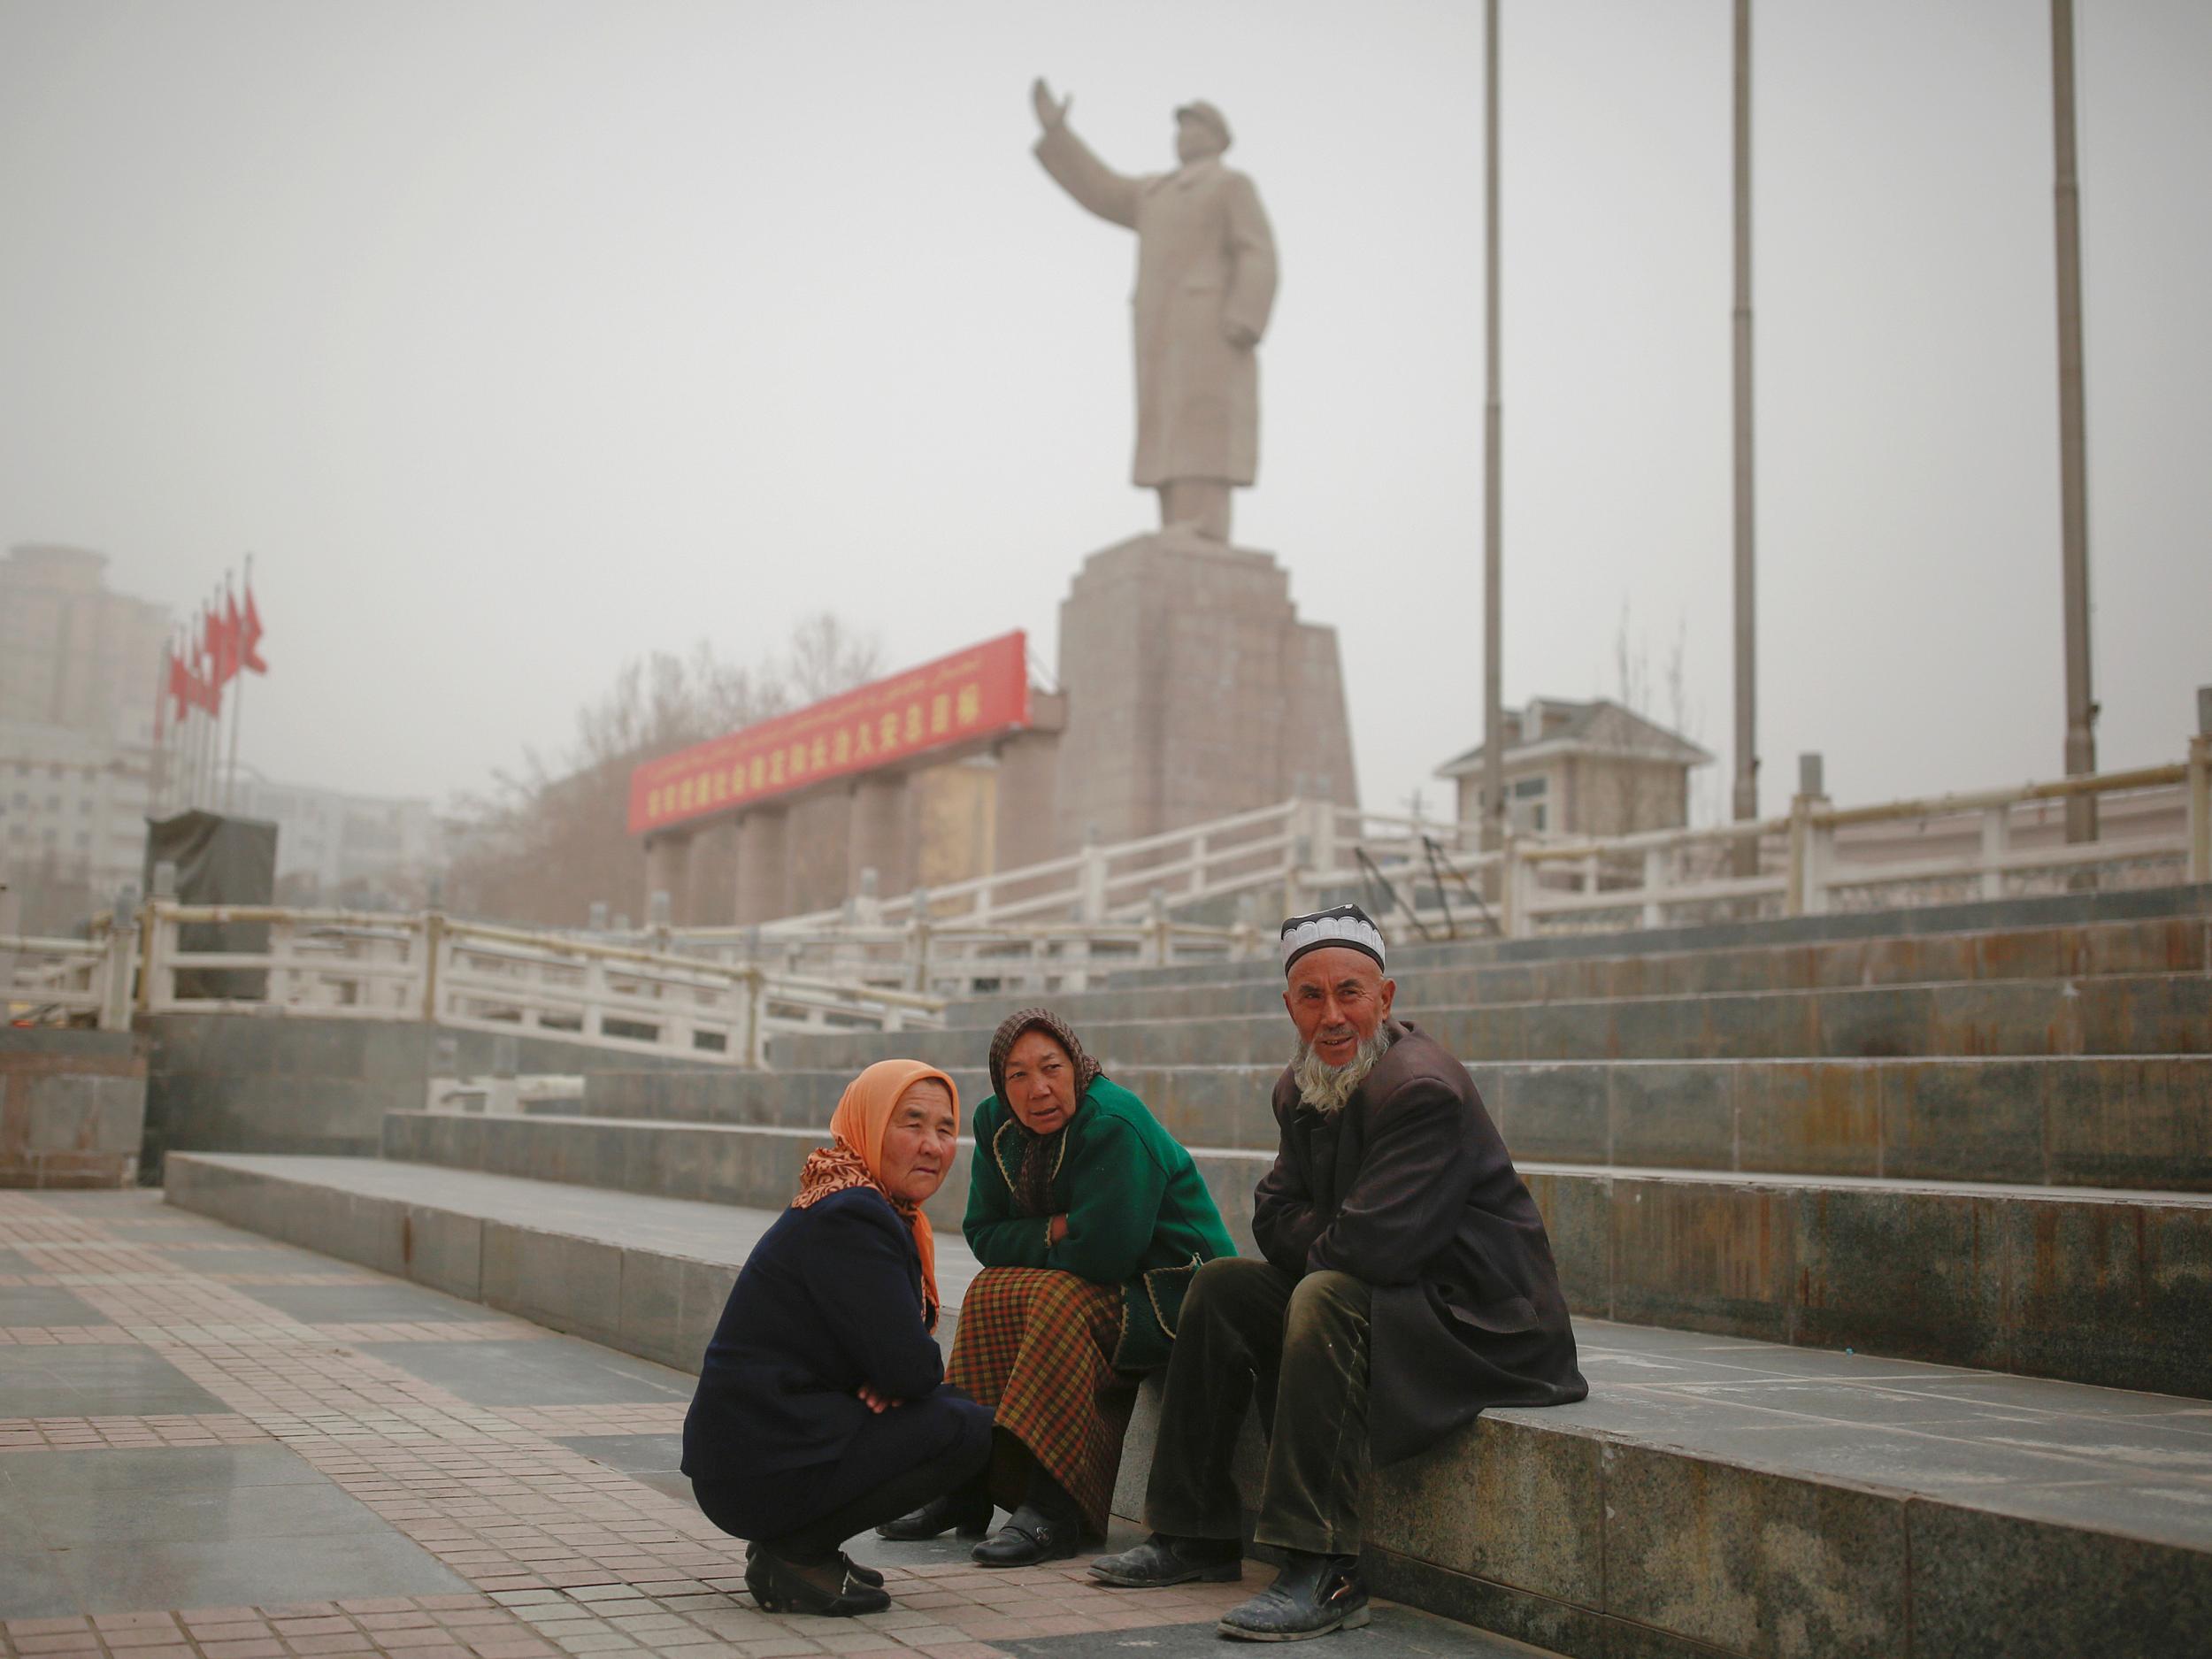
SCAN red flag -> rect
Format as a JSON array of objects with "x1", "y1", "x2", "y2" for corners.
[
  {"x1": 167, "y1": 640, "x2": 193, "y2": 724},
  {"x1": 202, "y1": 608, "x2": 225, "y2": 690},
  {"x1": 239, "y1": 582, "x2": 267, "y2": 674},
  {"x1": 194, "y1": 636, "x2": 222, "y2": 718},
  {"x1": 222, "y1": 590, "x2": 244, "y2": 683}
]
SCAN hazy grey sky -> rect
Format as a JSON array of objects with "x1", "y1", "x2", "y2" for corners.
[{"x1": 3, "y1": 0, "x2": 2206, "y2": 829}]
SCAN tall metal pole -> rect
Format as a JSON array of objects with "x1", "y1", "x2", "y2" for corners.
[
  {"x1": 224, "y1": 560, "x2": 246, "y2": 816},
  {"x1": 1480, "y1": 0, "x2": 1506, "y2": 859},
  {"x1": 1730, "y1": 0, "x2": 1759, "y2": 872},
  {"x1": 2051, "y1": 0, "x2": 2098, "y2": 840}
]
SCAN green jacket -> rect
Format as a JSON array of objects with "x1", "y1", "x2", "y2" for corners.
[{"x1": 964, "y1": 1077, "x2": 1236, "y2": 1372}]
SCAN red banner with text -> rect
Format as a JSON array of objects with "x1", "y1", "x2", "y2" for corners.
[{"x1": 626, "y1": 630, "x2": 1031, "y2": 835}]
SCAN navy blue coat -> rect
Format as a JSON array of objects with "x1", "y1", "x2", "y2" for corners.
[{"x1": 682, "y1": 1188, "x2": 948, "y2": 1485}]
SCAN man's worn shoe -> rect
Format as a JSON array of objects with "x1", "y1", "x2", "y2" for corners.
[
  {"x1": 1087, "y1": 1532, "x2": 1243, "y2": 1587},
  {"x1": 1216, "y1": 1551, "x2": 1369, "y2": 1641},
  {"x1": 972, "y1": 1501, "x2": 1081, "y2": 1567},
  {"x1": 878, "y1": 1490, "x2": 993, "y2": 1541}
]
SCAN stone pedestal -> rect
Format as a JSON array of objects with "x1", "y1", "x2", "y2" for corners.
[{"x1": 1055, "y1": 532, "x2": 1357, "y2": 850}]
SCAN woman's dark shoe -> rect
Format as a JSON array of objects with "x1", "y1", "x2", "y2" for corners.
[
  {"x1": 745, "y1": 1543, "x2": 892, "y2": 1617},
  {"x1": 1215, "y1": 1550, "x2": 1369, "y2": 1641},
  {"x1": 877, "y1": 1490, "x2": 993, "y2": 1541},
  {"x1": 971, "y1": 1501, "x2": 1081, "y2": 1567},
  {"x1": 840, "y1": 1552, "x2": 886, "y2": 1588},
  {"x1": 1088, "y1": 1532, "x2": 1244, "y2": 1587}
]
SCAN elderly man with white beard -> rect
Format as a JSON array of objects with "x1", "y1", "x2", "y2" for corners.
[{"x1": 1089, "y1": 905, "x2": 1587, "y2": 1641}]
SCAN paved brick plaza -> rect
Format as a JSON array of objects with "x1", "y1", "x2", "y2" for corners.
[{"x1": 0, "y1": 1191, "x2": 1529, "y2": 1659}]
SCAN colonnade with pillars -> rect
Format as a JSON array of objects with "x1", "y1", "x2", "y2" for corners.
[{"x1": 640, "y1": 708, "x2": 1064, "y2": 928}]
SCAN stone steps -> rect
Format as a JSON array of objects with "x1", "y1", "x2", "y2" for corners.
[
  {"x1": 772, "y1": 969, "x2": 2212, "y2": 1071},
  {"x1": 162, "y1": 1153, "x2": 2212, "y2": 1659},
  {"x1": 375, "y1": 1110, "x2": 2212, "y2": 1397},
  {"x1": 574, "y1": 1055, "x2": 2212, "y2": 1191},
  {"x1": 1115, "y1": 880, "x2": 2212, "y2": 990},
  {"x1": 944, "y1": 913, "x2": 2212, "y2": 1028}
]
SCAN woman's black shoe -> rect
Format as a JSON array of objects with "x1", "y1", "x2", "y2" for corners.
[
  {"x1": 877, "y1": 1491, "x2": 993, "y2": 1541},
  {"x1": 746, "y1": 1539, "x2": 884, "y2": 1597},
  {"x1": 972, "y1": 1501, "x2": 1081, "y2": 1567},
  {"x1": 745, "y1": 1543, "x2": 892, "y2": 1617}
]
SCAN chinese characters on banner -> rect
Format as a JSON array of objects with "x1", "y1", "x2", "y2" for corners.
[{"x1": 626, "y1": 630, "x2": 1032, "y2": 836}]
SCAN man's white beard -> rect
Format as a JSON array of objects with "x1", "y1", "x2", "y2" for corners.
[{"x1": 1290, "y1": 1026, "x2": 1392, "y2": 1115}]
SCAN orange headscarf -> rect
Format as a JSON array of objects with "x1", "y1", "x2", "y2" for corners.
[{"x1": 792, "y1": 1057, "x2": 960, "y2": 1330}]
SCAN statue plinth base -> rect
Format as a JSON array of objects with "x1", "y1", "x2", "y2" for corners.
[{"x1": 1051, "y1": 529, "x2": 1358, "y2": 853}]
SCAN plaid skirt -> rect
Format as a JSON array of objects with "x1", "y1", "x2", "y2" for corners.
[{"x1": 947, "y1": 1266, "x2": 1137, "y2": 1538}]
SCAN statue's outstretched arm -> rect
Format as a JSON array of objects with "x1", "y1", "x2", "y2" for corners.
[{"x1": 1032, "y1": 76, "x2": 1141, "y2": 230}]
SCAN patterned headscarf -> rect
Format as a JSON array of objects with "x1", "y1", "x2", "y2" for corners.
[
  {"x1": 987, "y1": 1008, "x2": 1103, "y2": 1217},
  {"x1": 793, "y1": 1057, "x2": 960, "y2": 1331}
]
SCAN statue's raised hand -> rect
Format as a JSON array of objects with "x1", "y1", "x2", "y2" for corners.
[{"x1": 1032, "y1": 77, "x2": 1071, "y2": 131}]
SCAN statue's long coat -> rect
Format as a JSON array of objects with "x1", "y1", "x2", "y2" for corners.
[
  {"x1": 1253, "y1": 1020, "x2": 1588, "y2": 1465},
  {"x1": 1034, "y1": 124, "x2": 1278, "y2": 488}
]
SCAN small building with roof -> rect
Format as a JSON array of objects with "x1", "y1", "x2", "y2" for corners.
[{"x1": 1435, "y1": 698, "x2": 1714, "y2": 838}]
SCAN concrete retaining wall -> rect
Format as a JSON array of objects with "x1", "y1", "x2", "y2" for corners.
[
  {"x1": 0, "y1": 1028, "x2": 146, "y2": 1188},
  {"x1": 380, "y1": 1109, "x2": 2212, "y2": 1396},
  {"x1": 141, "y1": 1015, "x2": 725, "y2": 1179}
]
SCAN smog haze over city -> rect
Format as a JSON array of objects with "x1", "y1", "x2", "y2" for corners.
[{"x1": 3, "y1": 0, "x2": 2208, "y2": 827}]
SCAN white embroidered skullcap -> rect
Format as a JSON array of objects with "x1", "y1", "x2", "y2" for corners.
[{"x1": 1279, "y1": 903, "x2": 1386, "y2": 976}]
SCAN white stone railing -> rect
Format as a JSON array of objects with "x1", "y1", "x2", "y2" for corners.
[
  {"x1": 664, "y1": 733, "x2": 2208, "y2": 971},
  {"x1": 130, "y1": 904, "x2": 945, "y2": 1064},
  {"x1": 1, "y1": 924, "x2": 135, "y2": 1031},
  {"x1": 1431, "y1": 764, "x2": 2196, "y2": 938}
]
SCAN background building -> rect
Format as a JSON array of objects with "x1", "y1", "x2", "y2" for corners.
[
  {"x1": 1437, "y1": 698, "x2": 1713, "y2": 838},
  {"x1": 226, "y1": 768, "x2": 449, "y2": 910},
  {"x1": 0, "y1": 544, "x2": 167, "y2": 932}
]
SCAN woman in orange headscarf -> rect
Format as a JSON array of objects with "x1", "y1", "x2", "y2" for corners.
[{"x1": 683, "y1": 1059, "x2": 990, "y2": 1617}]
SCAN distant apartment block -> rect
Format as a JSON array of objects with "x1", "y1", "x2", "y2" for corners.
[
  {"x1": 227, "y1": 768, "x2": 449, "y2": 909},
  {"x1": 0, "y1": 545, "x2": 168, "y2": 928}
]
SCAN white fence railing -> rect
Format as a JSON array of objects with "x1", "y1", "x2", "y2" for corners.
[
  {"x1": 1, "y1": 926, "x2": 134, "y2": 1030},
  {"x1": 1, "y1": 905, "x2": 947, "y2": 1062},
  {"x1": 660, "y1": 736, "x2": 2209, "y2": 996},
  {"x1": 10, "y1": 731, "x2": 2207, "y2": 1042}
]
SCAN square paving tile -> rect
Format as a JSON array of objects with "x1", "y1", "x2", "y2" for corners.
[
  {"x1": 355, "y1": 1337, "x2": 695, "y2": 1406},
  {"x1": 2, "y1": 1446, "x2": 344, "y2": 1525},
  {"x1": 15, "y1": 1467, "x2": 400, "y2": 1547},
  {"x1": 0, "y1": 1548, "x2": 80, "y2": 1619},
  {"x1": 553, "y1": 1432, "x2": 694, "y2": 1506},
  {"x1": 0, "y1": 1285, "x2": 109, "y2": 1325},
  {"x1": 227, "y1": 1281, "x2": 500, "y2": 1325},
  {"x1": 147, "y1": 1242, "x2": 349, "y2": 1271},
  {"x1": 49, "y1": 1531, "x2": 472, "y2": 1616},
  {"x1": 0, "y1": 1248, "x2": 35, "y2": 1274},
  {"x1": 0, "y1": 1345, "x2": 229, "y2": 1416},
  {"x1": 995, "y1": 1602, "x2": 1528, "y2": 1658}
]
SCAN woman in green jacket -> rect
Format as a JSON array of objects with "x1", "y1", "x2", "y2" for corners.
[{"x1": 878, "y1": 1006, "x2": 1234, "y2": 1567}]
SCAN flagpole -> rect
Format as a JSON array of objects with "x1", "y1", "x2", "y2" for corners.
[
  {"x1": 225, "y1": 562, "x2": 245, "y2": 815},
  {"x1": 199, "y1": 595, "x2": 217, "y2": 812},
  {"x1": 153, "y1": 634, "x2": 170, "y2": 819},
  {"x1": 186, "y1": 614, "x2": 200, "y2": 811}
]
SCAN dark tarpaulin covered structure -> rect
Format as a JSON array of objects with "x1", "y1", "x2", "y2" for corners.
[{"x1": 143, "y1": 812, "x2": 278, "y2": 1002}]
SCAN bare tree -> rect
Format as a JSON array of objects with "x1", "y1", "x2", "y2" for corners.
[
  {"x1": 444, "y1": 617, "x2": 882, "y2": 926},
  {"x1": 783, "y1": 611, "x2": 885, "y2": 706},
  {"x1": 1601, "y1": 604, "x2": 1704, "y2": 838}
]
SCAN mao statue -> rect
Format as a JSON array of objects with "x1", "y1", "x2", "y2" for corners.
[{"x1": 1032, "y1": 78, "x2": 1279, "y2": 545}]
